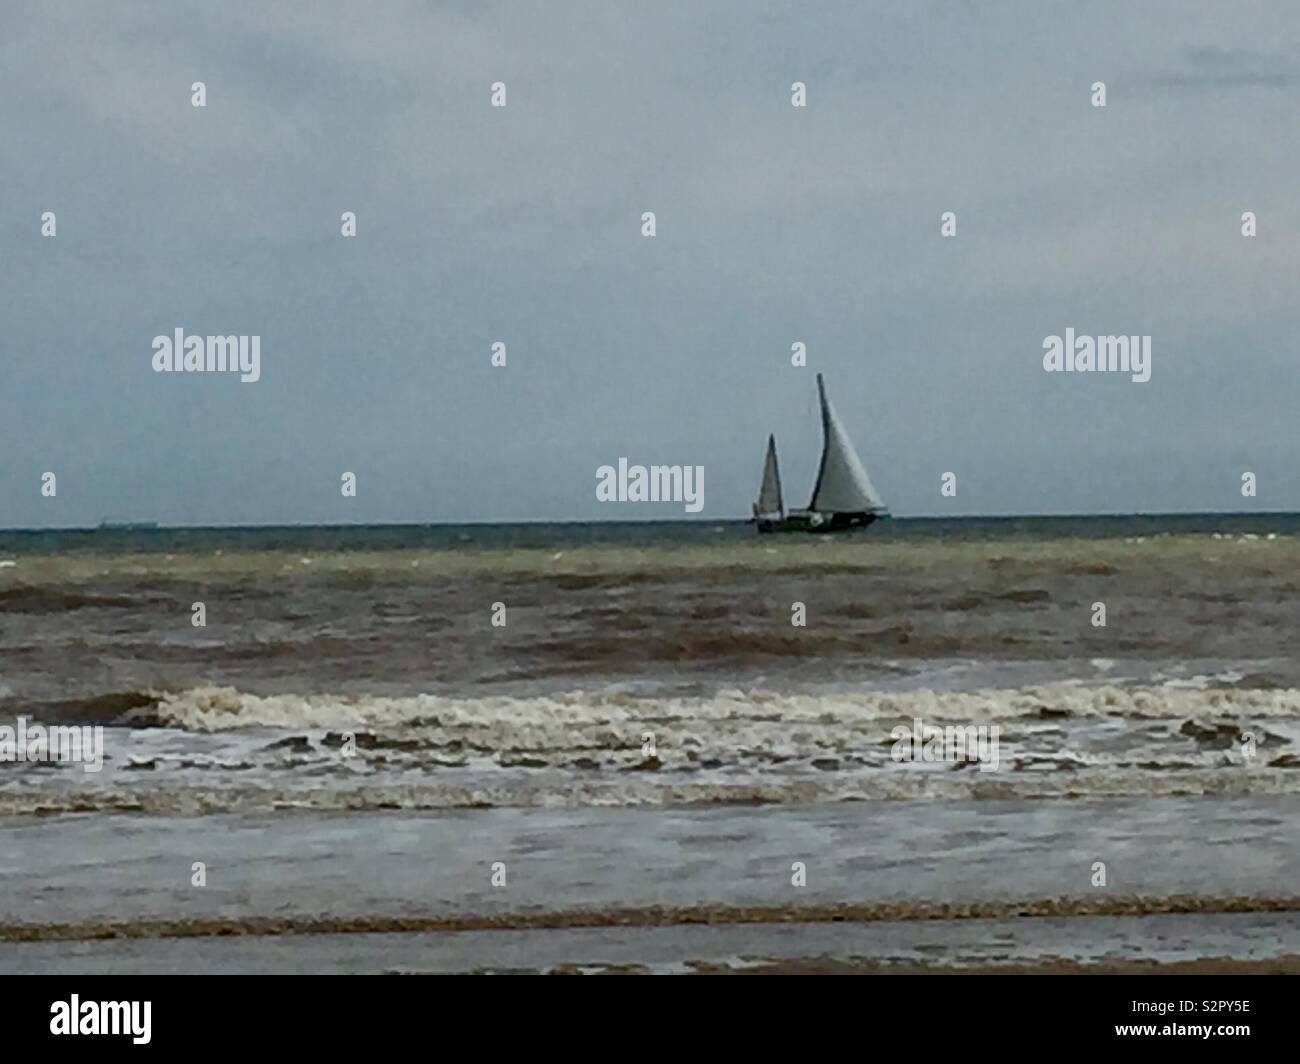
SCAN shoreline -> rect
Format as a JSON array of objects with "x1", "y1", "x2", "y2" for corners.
[
  {"x1": 6, "y1": 800, "x2": 1297, "y2": 927},
  {"x1": 3, "y1": 800, "x2": 1298, "y2": 972},
  {"x1": 7, "y1": 893, "x2": 1300, "y2": 944},
  {"x1": 4, "y1": 916, "x2": 1297, "y2": 975},
  {"x1": 684, "y1": 956, "x2": 1300, "y2": 976}
]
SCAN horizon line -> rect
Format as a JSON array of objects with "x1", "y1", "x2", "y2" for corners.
[{"x1": 1, "y1": 509, "x2": 1297, "y2": 533}]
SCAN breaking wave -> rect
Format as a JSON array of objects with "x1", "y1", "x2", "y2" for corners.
[
  {"x1": 126, "y1": 682, "x2": 1300, "y2": 732},
  {"x1": 4, "y1": 683, "x2": 1296, "y2": 815}
]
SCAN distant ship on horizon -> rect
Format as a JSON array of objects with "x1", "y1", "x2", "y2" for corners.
[
  {"x1": 97, "y1": 519, "x2": 159, "y2": 531},
  {"x1": 752, "y1": 373, "x2": 888, "y2": 534}
]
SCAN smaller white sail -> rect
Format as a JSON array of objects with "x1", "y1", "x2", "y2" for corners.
[
  {"x1": 809, "y1": 374, "x2": 885, "y2": 513},
  {"x1": 755, "y1": 433, "x2": 784, "y2": 516}
]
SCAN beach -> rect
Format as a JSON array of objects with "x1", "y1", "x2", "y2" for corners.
[{"x1": 2, "y1": 518, "x2": 1298, "y2": 972}]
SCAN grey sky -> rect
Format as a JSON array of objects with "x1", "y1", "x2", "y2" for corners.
[{"x1": 2, "y1": 1, "x2": 1297, "y2": 526}]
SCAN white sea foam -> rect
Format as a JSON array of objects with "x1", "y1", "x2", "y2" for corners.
[
  {"x1": 2, "y1": 764, "x2": 1299, "y2": 818},
  {"x1": 146, "y1": 683, "x2": 1300, "y2": 733},
  {"x1": 0, "y1": 682, "x2": 1273, "y2": 815}
]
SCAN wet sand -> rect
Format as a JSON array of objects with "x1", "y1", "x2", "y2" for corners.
[
  {"x1": 4, "y1": 917, "x2": 1297, "y2": 975},
  {"x1": 693, "y1": 956, "x2": 1300, "y2": 975},
  {"x1": 5, "y1": 800, "x2": 1300, "y2": 924},
  {"x1": 3, "y1": 801, "x2": 1298, "y2": 972}
]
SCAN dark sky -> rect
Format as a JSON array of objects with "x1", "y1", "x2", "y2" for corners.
[{"x1": 3, "y1": 1, "x2": 1297, "y2": 526}]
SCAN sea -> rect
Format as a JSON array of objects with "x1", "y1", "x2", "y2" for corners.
[{"x1": 2, "y1": 515, "x2": 1298, "y2": 972}]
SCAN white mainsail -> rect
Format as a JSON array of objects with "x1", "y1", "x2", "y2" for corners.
[
  {"x1": 808, "y1": 373, "x2": 885, "y2": 513},
  {"x1": 755, "y1": 433, "x2": 784, "y2": 515}
]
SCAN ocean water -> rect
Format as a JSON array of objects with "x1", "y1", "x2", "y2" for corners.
[
  {"x1": 2, "y1": 516, "x2": 1298, "y2": 970},
  {"x1": 2, "y1": 516, "x2": 1299, "y2": 814}
]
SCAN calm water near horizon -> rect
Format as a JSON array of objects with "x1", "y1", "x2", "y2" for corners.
[{"x1": 5, "y1": 511, "x2": 1300, "y2": 553}]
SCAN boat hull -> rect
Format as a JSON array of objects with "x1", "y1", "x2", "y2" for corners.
[{"x1": 755, "y1": 511, "x2": 883, "y2": 535}]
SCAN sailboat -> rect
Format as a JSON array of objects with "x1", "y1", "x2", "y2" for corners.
[{"x1": 752, "y1": 373, "x2": 887, "y2": 533}]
